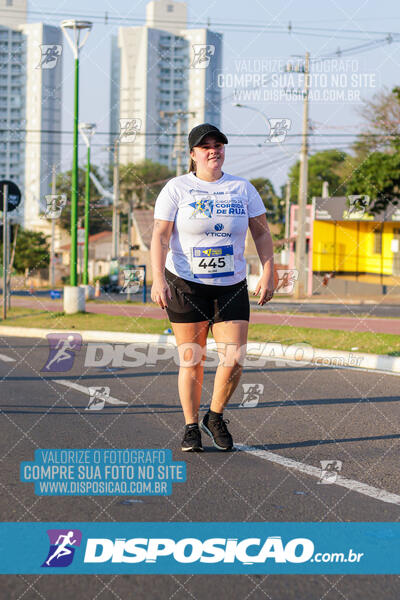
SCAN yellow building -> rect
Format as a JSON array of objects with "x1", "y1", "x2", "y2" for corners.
[{"x1": 312, "y1": 197, "x2": 400, "y2": 277}]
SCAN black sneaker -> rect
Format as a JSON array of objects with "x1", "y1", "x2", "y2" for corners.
[
  {"x1": 181, "y1": 425, "x2": 204, "y2": 452},
  {"x1": 200, "y1": 412, "x2": 233, "y2": 451}
]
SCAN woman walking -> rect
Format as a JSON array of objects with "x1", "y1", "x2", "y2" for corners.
[{"x1": 151, "y1": 123, "x2": 274, "y2": 452}]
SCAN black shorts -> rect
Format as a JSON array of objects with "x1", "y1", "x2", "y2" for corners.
[{"x1": 165, "y1": 269, "x2": 250, "y2": 324}]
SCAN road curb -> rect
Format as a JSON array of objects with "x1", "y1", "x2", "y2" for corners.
[{"x1": 0, "y1": 325, "x2": 399, "y2": 375}]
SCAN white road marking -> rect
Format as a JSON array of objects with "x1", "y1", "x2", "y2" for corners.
[
  {"x1": 54, "y1": 380, "x2": 128, "y2": 406},
  {"x1": 236, "y1": 444, "x2": 400, "y2": 506},
  {"x1": 0, "y1": 353, "x2": 15, "y2": 362}
]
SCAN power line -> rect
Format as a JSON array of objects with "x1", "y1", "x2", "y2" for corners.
[
  {"x1": 0, "y1": 140, "x2": 366, "y2": 150},
  {"x1": 315, "y1": 35, "x2": 398, "y2": 59},
  {"x1": 1, "y1": 128, "x2": 398, "y2": 137},
  {"x1": 3, "y1": 6, "x2": 400, "y2": 37},
  {"x1": 235, "y1": 155, "x2": 290, "y2": 177}
]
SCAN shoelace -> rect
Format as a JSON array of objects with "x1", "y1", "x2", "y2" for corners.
[
  {"x1": 209, "y1": 417, "x2": 230, "y2": 434},
  {"x1": 185, "y1": 427, "x2": 200, "y2": 440}
]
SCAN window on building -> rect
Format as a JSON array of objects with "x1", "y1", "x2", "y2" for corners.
[
  {"x1": 373, "y1": 228, "x2": 382, "y2": 254},
  {"x1": 167, "y1": 4, "x2": 174, "y2": 11},
  {"x1": 7, "y1": 0, "x2": 13, "y2": 6}
]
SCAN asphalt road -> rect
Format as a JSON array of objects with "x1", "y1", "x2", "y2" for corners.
[
  {"x1": 9, "y1": 289, "x2": 400, "y2": 317},
  {"x1": 254, "y1": 301, "x2": 400, "y2": 319},
  {"x1": 1, "y1": 336, "x2": 400, "y2": 599}
]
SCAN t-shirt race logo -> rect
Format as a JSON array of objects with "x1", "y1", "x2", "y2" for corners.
[
  {"x1": 189, "y1": 194, "x2": 215, "y2": 219},
  {"x1": 42, "y1": 529, "x2": 82, "y2": 568}
]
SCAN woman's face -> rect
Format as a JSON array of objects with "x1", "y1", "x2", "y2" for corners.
[{"x1": 190, "y1": 135, "x2": 225, "y2": 172}]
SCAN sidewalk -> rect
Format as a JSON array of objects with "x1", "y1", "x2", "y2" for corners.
[
  {"x1": 308, "y1": 274, "x2": 400, "y2": 303},
  {"x1": 249, "y1": 312, "x2": 400, "y2": 334},
  {"x1": 265, "y1": 274, "x2": 400, "y2": 305},
  {"x1": 256, "y1": 295, "x2": 400, "y2": 305},
  {"x1": 7, "y1": 295, "x2": 400, "y2": 334}
]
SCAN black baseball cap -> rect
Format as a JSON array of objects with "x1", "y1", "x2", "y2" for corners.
[{"x1": 188, "y1": 123, "x2": 228, "y2": 150}]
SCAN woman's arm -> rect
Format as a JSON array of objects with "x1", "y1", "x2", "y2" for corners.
[
  {"x1": 150, "y1": 219, "x2": 174, "y2": 309},
  {"x1": 248, "y1": 214, "x2": 275, "y2": 305}
]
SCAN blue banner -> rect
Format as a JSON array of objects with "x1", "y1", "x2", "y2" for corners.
[
  {"x1": 20, "y1": 449, "x2": 186, "y2": 496},
  {"x1": 0, "y1": 522, "x2": 399, "y2": 574}
]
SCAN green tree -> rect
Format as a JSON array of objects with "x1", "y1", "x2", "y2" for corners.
[
  {"x1": 250, "y1": 177, "x2": 283, "y2": 222},
  {"x1": 288, "y1": 149, "x2": 351, "y2": 201},
  {"x1": 54, "y1": 165, "x2": 112, "y2": 234},
  {"x1": 119, "y1": 160, "x2": 175, "y2": 209},
  {"x1": 346, "y1": 150, "x2": 400, "y2": 213},
  {"x1": 346, "y1": 86, "x2": 400, "y2": 212},
  {"x1": 353, "y1": 86, "x2": 400, "y2": 156},
  {"x1": 1, "y1": 229, "x2": 50, "y2": 273}
]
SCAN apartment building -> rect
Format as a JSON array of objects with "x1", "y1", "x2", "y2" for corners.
[{"x1": 110, "y1": 0, "x2": 222, "y2": 170}]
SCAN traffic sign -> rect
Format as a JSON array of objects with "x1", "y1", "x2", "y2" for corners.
[{"x1": 0, "y1": 180, "x2": 22, "y2": 213}]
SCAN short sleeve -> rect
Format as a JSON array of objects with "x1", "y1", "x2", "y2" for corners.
[
  {"x1": 246, "y1": 182, "x2": 267, "y2": 218},
  {"x1": 154, "y1": 180, "x2": 179, "y2": 222}
]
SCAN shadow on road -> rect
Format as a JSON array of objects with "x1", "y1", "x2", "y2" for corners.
[{"x1": 1, "y1": 394, "x2": 399, "y2": 415}]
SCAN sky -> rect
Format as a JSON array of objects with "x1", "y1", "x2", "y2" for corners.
[{"x1": 24, "y1": 0, "x2": 400, "y2": 194}]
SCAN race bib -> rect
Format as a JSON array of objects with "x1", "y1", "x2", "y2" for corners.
[{"x1": 191, "y1": 245, "x2": 234, "y2": 279}]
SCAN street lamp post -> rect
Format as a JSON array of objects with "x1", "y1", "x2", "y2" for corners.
[
  {"x1": 112, "y1": 138, "x2": 120, "y2": 259},
  {"x1": 61, "y1": 20, "x2": 92, "y2": 312},
  {"x1": 79, "y1": 122, "x2": 96, "y2": 286},
  {"x1": 234, "y1": 103, "x2": 271, "y2": 133}
]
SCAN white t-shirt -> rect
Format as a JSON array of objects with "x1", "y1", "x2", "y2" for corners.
[{"x1": 154, "y1": 171, "x2": 266, "y2": 285}]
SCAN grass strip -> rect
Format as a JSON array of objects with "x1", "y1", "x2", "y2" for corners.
[{"x1": 1, "y1": 308, "x2": 399, "y2": 356}]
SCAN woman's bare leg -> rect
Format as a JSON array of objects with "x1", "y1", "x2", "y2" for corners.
[
  {"x1": 209, "y1": 320, "x2": 248, "y2": 413},
  {"x1": 170, "y1": 321, "x2": 210, "y2": 424}
]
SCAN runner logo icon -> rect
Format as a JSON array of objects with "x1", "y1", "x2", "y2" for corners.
[
  {"x1": 42, "y1": 529, "x2": 82, "y2": 568},
  {"x1": 37, "y1": 44, "x2": 63, "y2": 70},
  {"x1": 240, "y1": 383, "x2": 264, "y2": 408},
  {"x1": 318, "y1": 460, "x2": 343, "y2": 484},
  {"x1": 86, "y1": 387, "x2": 111, "y2": 411},
  {"x1": 191, "y1": 44, "x2": 215, "y2": 69},
  {"x1": 41, "y1": 333, "x2": 82, "y2": 372}
]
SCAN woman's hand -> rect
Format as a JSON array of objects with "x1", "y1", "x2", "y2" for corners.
[
  {"x1": 253, "y1": 275, "x2": 275, "y2": 306},
  {"x1": 151, "y1": 276, "x2": 172, "y2": 309}
]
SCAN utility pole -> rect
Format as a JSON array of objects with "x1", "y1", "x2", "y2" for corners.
[
  {"x1": 160, "y1": 111, "x2": 196, "y2": 176},
  {"x1": 79, "y1": 122, "x2": 96, "y2": 286},
  {"x1": 2, "y1": 183, "x2": 8, "y2": 320},
  {"x1": 127, "y1": 204, "x2": 132, "y2": 302},
  {"x1": 294, "y1": 52, "x2": 310, "y2": 299},
  {"x1": 6, "y1": 206, "x2": 10, "y2": 310},
  {"x1": 176, "y1": 116, "x2": 183, "y2": 176},
  {"x1": 7, "y1": 222, "x2": 18, "y2": 310},
  {"x1": 112, "y1": 139, "x2": 120, "y2": 259},
  {"x1": 50, "y1": 165, "x2": 56, "y2": 288},
  {"x1": 284, "y1": 179, "x2": 291, "y2": 253},
  {"x1": 3, "y1": 184, "x2": 8, "y2": 321}
]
